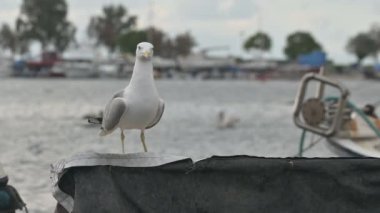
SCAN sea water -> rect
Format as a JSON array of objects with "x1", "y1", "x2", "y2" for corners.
[{"x1": 0, "y1": 78, "x2": 377, "y2": 212}]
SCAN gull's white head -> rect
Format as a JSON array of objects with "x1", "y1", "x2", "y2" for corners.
[{"x1": 136, "y1": 42, "x2": 154, "y2": 60}]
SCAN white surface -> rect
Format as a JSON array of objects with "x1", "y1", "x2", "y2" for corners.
[{"x1": 329, "y1": 138, "x2": 380, "y2": 158}]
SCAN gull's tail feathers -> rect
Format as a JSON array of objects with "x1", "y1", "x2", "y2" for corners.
[
  {"x1": 99, "y1": 125, "x2": 109, "y2": 136},
  {"x1": 99, "y1": 127, "x2": 116, "y2": 137},
  {"x1": 88, "y1": 117, "x2": 103, "y2": 125}
]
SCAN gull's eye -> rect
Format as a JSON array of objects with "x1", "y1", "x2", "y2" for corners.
[{"x1": 138, "y1": 46, "x2": 142, "y2": 50}]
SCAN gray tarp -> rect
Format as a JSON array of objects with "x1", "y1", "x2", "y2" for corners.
[{"x1": 52, "y1": 153, "x2": 380, "y2": 213}]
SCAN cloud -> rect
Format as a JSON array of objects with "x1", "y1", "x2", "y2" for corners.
[
  {"x1": 249, "y1": 0, "x2": 380, "y2": 62},
  {"x1": 219, "y1": 0, "x2": 235, "y2": 12},
  {"x1": 0, "y1": 0, "x2": 22, "y2": 10},
  {"x1": 173, "y1": 0, "x2": 256, "y2": 21},
  {"x1": 0, "y1": 0, "x2": 21, "y2": 25},
  {"x1": 0, "y1": 10, "x2": 19, "y2": 25},
  {"x1": 1, "y1": 0, "x2": 380, "y2": 63}
]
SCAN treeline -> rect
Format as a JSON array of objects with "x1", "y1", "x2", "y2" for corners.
[
  {"x1": 87, "y1": 5, "x2": 196, "y2": 57},
  {"x1": 0, "y1": 0, "x2": 378, "y2": 64},
  {"x1": 346, "y1": 25, "x2": 380, "y2": 65},
  {"x1": 0, "y1": 0, "x2": 196, "y2": 57},
  {"x1": 0, "y1": 0, "x2": 76, "y2": 55},
  {"x1": 244, "y1": 25, "x2": 380, "y2": 65},
  {"x1": 243, "y1": 31, "x2": 322, "y2": 61}
]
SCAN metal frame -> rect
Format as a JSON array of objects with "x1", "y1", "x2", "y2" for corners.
[{"x1": 293, "y1": 73, "x2": 350, "y2": 137}]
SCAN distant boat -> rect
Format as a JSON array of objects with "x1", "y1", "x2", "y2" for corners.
[
  {"x1": 0, "y1": 57, "x2": 12, "y2": 78},
  {"x1": 56, "y1": 44, "x2": 106, "y2": 78},
  {"x1": 53, "y1": 59, "x2": 98, "y2": 78},
  {"x1": 25, "y1": 51, "x2": 61, "y2": 77},
  {"x1": 363, "y1": 69, "x2": 380, "y2": 80}
]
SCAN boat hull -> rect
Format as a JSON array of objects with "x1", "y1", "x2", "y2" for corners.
[{"x1": 326, "y1": 137, "x2": 380, "y2": 158}]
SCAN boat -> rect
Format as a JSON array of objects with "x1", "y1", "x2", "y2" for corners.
[
  {"x1": 0, "y1": 57, "x2": 13, "y2": 78},
  {"x1": 55, "y1": 44, "x2": 104, "y2": 78},
  {"x1": 24, "y1": 51, "x2": 63, "y2": 77},
  {"x1": 53, "y1": 58, "x2": 99, "y2": 78},
  {"x1": 293, "y1": 69, "x2": 380, "y2": 157},
  {"x1": 363, "y1": 66, "x2": 380, "y2": 80}
]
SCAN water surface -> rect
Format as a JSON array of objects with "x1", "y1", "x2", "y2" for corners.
[{"x1": 0, "y1": 78, "x2": 376, "y2": 212}]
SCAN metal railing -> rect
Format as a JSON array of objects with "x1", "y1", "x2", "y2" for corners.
[{"x1": 293, "y1": 72, "x2": 350, "y2": 137}]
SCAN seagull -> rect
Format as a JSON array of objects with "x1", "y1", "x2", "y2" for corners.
[
  {"x1": 217, "y1": 111, "x2": 240, "y2": 129},
  {"x1": 98, "y1": 42, "x2": 164, "y2": 153}
]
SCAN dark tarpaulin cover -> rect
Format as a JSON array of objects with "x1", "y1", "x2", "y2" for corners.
[{"x1": 54, "y1": 156, "x2": 380, "y2": 213}]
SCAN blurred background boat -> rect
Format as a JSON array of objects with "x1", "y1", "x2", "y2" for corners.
[{"x1": 0, "y1": 56, "x2": 12, "y2": 78}]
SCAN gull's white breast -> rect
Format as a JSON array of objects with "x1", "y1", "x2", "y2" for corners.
[{"x1": 119, "y1": 87, "x2": 160, "y2": 130}]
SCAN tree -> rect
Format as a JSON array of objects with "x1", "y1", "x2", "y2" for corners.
[
  {"x1": 161, "y1": 38, "x2": 175, "y2": 58},
  {"x1": 145, "y1": 27, "x2": 168, "y2": 57},
  {"x1": 369, "y1": 23, "x2": 380, "y2": 62},
  {"x1": 243, "y1": 31, "x2": 271, "y2": 53},
  {"x1": 346, "y1": 32, "x2": 377, "y2": 65},
  {"x1": 17, "y1": 0, "x2": 76, "y2": 52},
  {"x1": 118, "y1": 30, "x2": 147, "y2": 54},
  {"x1": 0, "y1": 22, "x2": 29, "y2": 56},
  {"x1": 0, "y1": 24, "x2": 20, "y2": 55},
  {"x1": 145, "y1": 28, "x2": 196, "y2": 58},
  {"x1": 284, "y1": 31, "x2": 322, "y2": 60},
  {"x1": 118, "y1": 27, "x2": 196, "y2": 58},
  {"x1": 173, "y1": 32, "x2": 196, "y2": 56},
  {"x1": 88, "y1": 4, "x2": 136, "y2": 53}
]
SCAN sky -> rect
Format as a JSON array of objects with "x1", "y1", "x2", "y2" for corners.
[{"x1": 1, "y1": 0, "x2": 380, "y2": 64}]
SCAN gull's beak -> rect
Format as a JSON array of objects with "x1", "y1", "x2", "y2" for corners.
[{"x1": 143, "y1": 50, "x2": 152, "y2": 58}]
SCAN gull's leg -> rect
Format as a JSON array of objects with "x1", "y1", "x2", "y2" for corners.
[
  {"x1": 121, "y1": 130, "x2": 125, "y2": 154},
  {"x1": 140, "y1": 129, "x2": 148, "y2": 152}
]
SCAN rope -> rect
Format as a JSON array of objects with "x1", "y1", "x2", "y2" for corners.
[
  {"x1": 296, "y1": 130, "x2": 323, "y2": 157},
  {"x1": 325, "y1": 96, "x2": 380, "y2": 139},
  {"x1": 297, "y1": 130, "x2": 306, "y2": 157},
  {"x1": 302, "y1": 135, "x2": 324, "y2": 153}
]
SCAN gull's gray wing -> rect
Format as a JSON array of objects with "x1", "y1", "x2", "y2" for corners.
[
  {"x1": 101, "y1": 90, "x2": 126, "y2": 132},
  {"x1": 146, "y1": 99, "x2": 165, "y2": 129},
  {"x1": 112, "y1": 90, "x2": 124, "y2": 99},
  {"x1": 103, "y1": 90, "x2": 124, "y2": 119}
]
